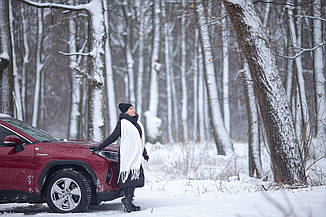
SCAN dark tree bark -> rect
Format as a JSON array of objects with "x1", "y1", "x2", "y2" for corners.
[
  {"x1": 223, "y1": 0, "x2": 306, "y2": 185},
  {"x1": 0, "y1": 0, "x2": 14, "y2": 116}
]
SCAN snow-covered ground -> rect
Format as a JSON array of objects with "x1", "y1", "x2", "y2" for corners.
[{"x1": 1, "y1": 142, "x2": 325, "y2": 216}]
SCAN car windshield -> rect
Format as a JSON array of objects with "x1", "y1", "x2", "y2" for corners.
[{"x1": 1, "y1": 118, "x2": 57, "y2": 142}]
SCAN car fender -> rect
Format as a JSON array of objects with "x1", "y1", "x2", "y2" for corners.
[{"x1": 37, "y1": 160, "x2": 98, "y2": 191}]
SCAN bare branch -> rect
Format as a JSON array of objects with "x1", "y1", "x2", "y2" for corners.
[
  {"x1": 277, "y1": 42, "x2": 326, "y2": 60},
  {"x1": 253, "y1": 0, "x2": 313, "y2": 6},
  {"x1": 253, "y1": 1, "x2": 294, "y2": 6},
  {"x1": 305, "y1": 155, "x2": 326, "y2": 171},
  {"x1": 73, "y1": 67, "x2": 103, "y2": 88},
  {"x1": 58, "y1": 51, "x2": 92, "y2": 57},
  {"x1": 295, "y1": 15, "x2": 326, "y2": 22},
  {"x1": 19, "y1": 0, "x2": 87, "y2": 11}
]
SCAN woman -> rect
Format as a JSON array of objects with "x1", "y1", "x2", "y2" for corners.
[{"x1": 91, "y1": 103, "x2": 149, "y2": 212}]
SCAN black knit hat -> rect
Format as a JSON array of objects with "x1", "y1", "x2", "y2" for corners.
[{"x1": 119, "y1": 103, "x2": 133, "y2": 113}]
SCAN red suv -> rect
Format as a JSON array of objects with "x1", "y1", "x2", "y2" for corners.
[{"x1": 0, "y1": 114, "x2": 122, "y2": 213}]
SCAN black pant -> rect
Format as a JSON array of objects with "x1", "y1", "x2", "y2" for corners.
[{"x1": 124, "y1": 186, "x2": 135, "y2": 199}]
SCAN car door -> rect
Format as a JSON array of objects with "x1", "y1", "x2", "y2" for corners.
[{"x1": 0, "y1": 125, "x2": 35, "y2": 194}]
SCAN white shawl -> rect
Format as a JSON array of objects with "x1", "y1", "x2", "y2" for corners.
[{"x1": 119, "y1": 119, "x2": 145, "y2": 183}]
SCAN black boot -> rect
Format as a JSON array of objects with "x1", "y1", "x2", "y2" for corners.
[
  {"x1": 121, "y1": 188, "x2": 133, "y2": 213},
  {"x1": 129, "y1": 187, "x2": 141, "y2": 211}
]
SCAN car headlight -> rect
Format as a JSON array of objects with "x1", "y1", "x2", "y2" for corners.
[{"x1": 94, "y1": 150, "x2": 119, "y2": 162}]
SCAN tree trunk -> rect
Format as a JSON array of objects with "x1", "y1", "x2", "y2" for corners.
[
  {"x1": 313, "y1": 0, "x2": 326, "y2": 140},
  {"x1": 87, "y1": 0, "x2": 107, "y2": 141},
  {"x1": 68, "y1": 0, "x2": 81, "y2": 139},
  {"x1": 145, "y1": 0, "x2": 162, "y2": 143},
  {"x1": 148, "y1": 0, "x2": 161, "y2": 116},
  {"x1": 242, "y1": 62, "x2": 262, "y2": 178},
  {"x1": 122, "y1": 0, "x2": 136, "y2": 105},
  {"x1": 193, "y1": 30, "x2": 199, "y2": 142},
  {"x1": 104, "y1": 0, "x2": 117, "y2": 133},
  {"x1": 163, "y1": 0, "x2": 173, "y2": 143},
  {"x1": 9, "y1": 0, "x2": 23, "y2": 120},
  {"x1": 21, "y1": 5, "x2": 29, "y2": 120},
  {"x1": 32, "y1": 5, "x2": 44, "y2": 127},
  {"x1": 198, "y1": 40, "x2": 205, "y2": 142},
  {"x1": 286, "y1": 0, "x2": 311, "y2": 145},
  {"x1": 221, "y1": 6, "x2": 230, "y2": 134},
  {"x1": 136, "y1": 0, "x2": 146, "y2": 116},
  {"x1": 224, "y1": 0, "x2": 306, "y2": 185},
  {"x1": 196, "y1": 0, "x2": 233, "y2": 155},
  {"x1": 0, "y1": 0, "x2": 14, "y2": 116},
  {"x1": 180, "y1": 0, "x2": 188, "y2": 142}
]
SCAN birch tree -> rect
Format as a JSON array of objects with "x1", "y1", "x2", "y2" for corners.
[
  {"x1": 9, "y1": 0, "x2": 23, "y2": 120},
  {"x1": 180, "y1": 0, "x2": 188, "y2": 142},
  {"x1": 163, "y1": 0, "x2": 173, "y2": 143},
  {"x1": 286, "y1": 0, "x2": 311, "y2": 145},
  {"x1": 193, "y1": 30, "x2": 199, "y2": 142},
  {"x1": 198, "y1": 41, "x2": 206, "y2": 142},
  {"x1": 242, "y1": 62, "x2": 262, "y2": 178},
  {"x1": 122, "y1": 0, "x2": 136, "y2": 105},
  {"x1": 196, "y1": 0, "x2": 233, "y2": 155},
  {"x1": 145, "y1": 0, "x2": 162, "y2": 143},
  {"x1": 223, "y1": 0, "x2": 306, "y2": 185},
  {"x1": 104, "y1": 0, "x2": 117, "y2": 133},
  {"x1": 313, "y1": 0, "x2": 326, "y2": 140},
  {"x1": 22, "y1": 0, "x2": 109, "y2": 141},
  {"x1": 20, "y1": 5, "x2": 30, "y2": 120},
  {"x1": 221, "y1": 6, "x2": 230, "y2": 134},
  {"x1": 31, "y1": 3, "x2": 45, "y2": 127},
  {"x1": 136, "y1": 0, "x2": 147, "y2": 116},
  {"x1": 67, "y1": 0, "x2": 82, "y2": 139},
  {"x1": 0, "y1": 0, "x2": 14, "y2": 116}
]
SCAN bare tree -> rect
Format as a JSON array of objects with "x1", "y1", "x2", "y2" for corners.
[
  {"x1": 0, "y1": 0, "x2": 14, "y2": 116},
  {"x1": 242, "y1": 62, "x2": 262, "y2": 178},
  {"x1": 180, "y1": 0, "x2": 188, "y2": 142},
  {"x1": 313, "y1": 0, "x2": 326, "y2": 140},
  {"x1": 21, "y1": 0, "x2": 109, "y2": 141},
  {"x1": 223, "y1": 0, "x2": 306, "y2": 185},
  {"x1": 145, "y1": 0, "x2": 162, "y2": 143},
  {"x1": 163, "y1": 0, "x2": 174, "y2": 143},
  {"x1": 196, "y1": 0, "x2": 233, "y2": 155}
]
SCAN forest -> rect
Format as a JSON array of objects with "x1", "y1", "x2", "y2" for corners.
[{"x1": 1, "y1": 0, "x2": 326, "y2": 186}]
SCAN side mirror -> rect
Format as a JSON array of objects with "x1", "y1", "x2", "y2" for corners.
[
  {"x1": 4, "y1": 135, "x2": 24, "y2": 152},
  {"x1": 4, "y1": 135, "x2": 23, "y2": 146}
]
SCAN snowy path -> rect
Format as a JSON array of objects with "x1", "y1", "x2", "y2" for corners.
[{"x1": 1, "y1": 183, "x2": 325, "y2": 217}]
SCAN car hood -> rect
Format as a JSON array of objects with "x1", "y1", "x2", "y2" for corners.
[{"x1": 44, "y1": 140, "x2": 119, "y2": 152}]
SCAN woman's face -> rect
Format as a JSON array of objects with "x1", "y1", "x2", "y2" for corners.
[{"x1": 126, "y1": 106, "x2": 136, "y2": 117}]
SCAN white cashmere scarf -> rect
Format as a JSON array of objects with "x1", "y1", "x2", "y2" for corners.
[{"x1": 119, "y1": 119, "x2": 145, "y2": 183}]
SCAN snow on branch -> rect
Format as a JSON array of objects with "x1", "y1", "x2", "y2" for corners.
[
  {"x1": 295, "y1": 15, "x2": 326, "y2": 22},
  {"x1": 20, "y1": 0, "x2": 88, "y2": 11},
  {"x1": 58, "y1": 51, "x2": 92, "y2": 57},
  {"x1": 73, "y1": 67, "x2": 103, "y2": 88},
  {"x1": 253, "y1": 1, "x2": 294, "y2": 6},
  {"x1": 277, "y1": 42, "x2": 326, "y2": 60},
  {"x1": 253, "y1": 0, "x2": 312, "y2": 7}
]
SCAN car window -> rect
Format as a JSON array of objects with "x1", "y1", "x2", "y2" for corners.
[
  {"x1": 0, "y1": 126, "x2": 29, "y2": 146},
  {"x1": 0, "y1": 118, "x2": 57, "y2": 143}
]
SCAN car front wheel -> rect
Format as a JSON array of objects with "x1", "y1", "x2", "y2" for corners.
[{"x1": 46, "y1": 169, "x2": 91, "y2": 213}]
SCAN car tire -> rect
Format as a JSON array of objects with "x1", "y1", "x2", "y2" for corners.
[{"x1": 45, "y1": 169, "x2": 91, "y2": 213}]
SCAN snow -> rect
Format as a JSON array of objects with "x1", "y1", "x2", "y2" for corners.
[
  {"x1": 0, "y1": 113, "x2": 12, "y2": 118},
  {"x1": 1, "y1": 142, "x2": 325, "y2": 216},
  {"x1": 144, "y1": 111, "x2": 162, "y2": 143},
  {"x1": 0, "y1": 52, "x2": 9, "y2": 61}
]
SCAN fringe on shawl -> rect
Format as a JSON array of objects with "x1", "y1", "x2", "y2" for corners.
[{"x1": 118, "y1": 168, "x2": 141, "y2": 184}]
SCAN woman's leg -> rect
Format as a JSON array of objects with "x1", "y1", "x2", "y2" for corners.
[
  {"x1": 130, "y1": 187, "x2": 141, "y2": 211},
  {"x1": 121, "y1": 187, "x2": 133, "y2": 212}
]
